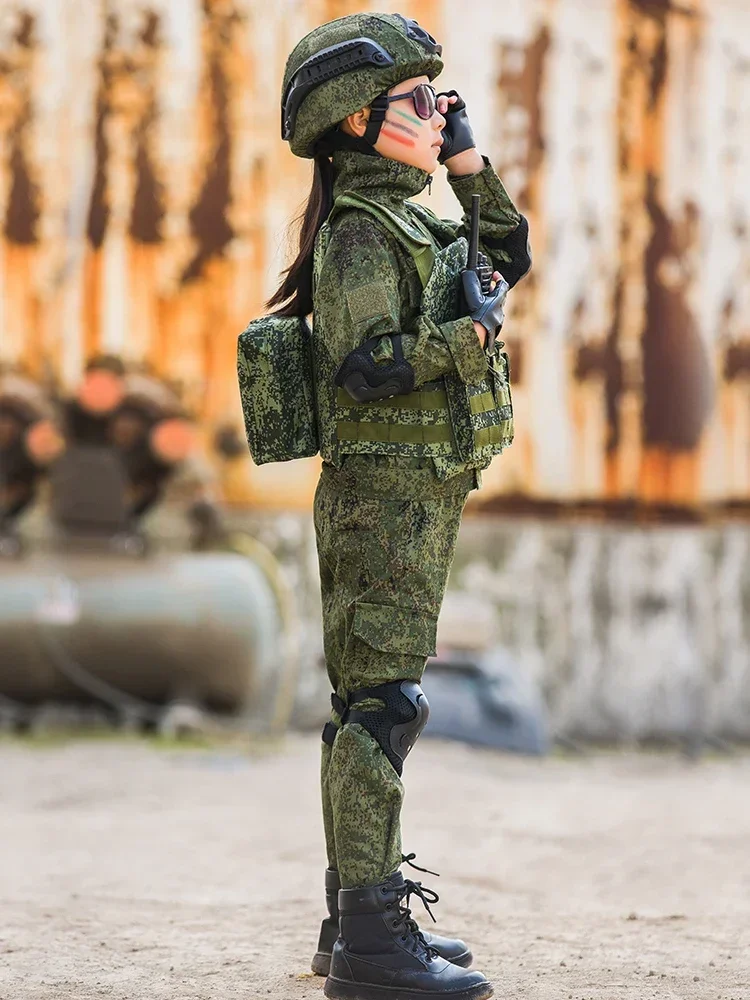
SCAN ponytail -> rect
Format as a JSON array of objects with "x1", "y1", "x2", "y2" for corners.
[{"x1": 265, "y1": 153, "x2": 334, "y2": 318}]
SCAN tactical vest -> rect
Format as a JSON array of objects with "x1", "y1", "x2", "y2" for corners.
[{"x1": 312, "y1": 193, "x2": 513, "y2": 477}]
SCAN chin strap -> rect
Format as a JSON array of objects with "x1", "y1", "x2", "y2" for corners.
[
  {"x1": 315, "y1": 92, "x2": 388, "y2": 157},
  {"x1": 364, "y1": 92, "x2": 388, "y2": 146}
]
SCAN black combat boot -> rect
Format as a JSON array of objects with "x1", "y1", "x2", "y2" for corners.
[
  {"x1": 312, "y1": 868, "x2": 341, "y2": 975},
  {"x1": 323, "y1": 872, "x2": 493, "y2": 1000},
  {"x1": 311, "y1": 862, "x2": 473, "y2": 977}
]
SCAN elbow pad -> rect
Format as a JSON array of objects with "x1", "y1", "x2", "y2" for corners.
[
  {"x1": 334, "y1": 334, "x2": 415, "y2": 403},
  {"x1": 483, "y1": 216, "x2": 532, "y2": 288}
]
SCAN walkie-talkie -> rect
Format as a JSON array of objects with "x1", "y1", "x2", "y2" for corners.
[
  {"x1": 465, "y1": 194, "x2": 497, "y2": 351},
  {"x1": 467, "y1": 194, "x2": 493, "y2": 297}
]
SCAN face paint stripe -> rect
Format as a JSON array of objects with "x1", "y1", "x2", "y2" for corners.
[
  {"x1": 385, "y1": 117, "x2": 419, "y2": 139},
  {"x1": 380, "y1": 126, "x2": 416, "y2": 148},
  {"x1": 392, "y1": 107, "x2": 423, "y2": 127}
]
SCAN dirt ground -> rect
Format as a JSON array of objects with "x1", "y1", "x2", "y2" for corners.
[{"x1": 1, "y1": 734, "x2": 748, "y2": 1000}]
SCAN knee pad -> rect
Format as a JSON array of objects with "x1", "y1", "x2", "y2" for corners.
[{"x1": 341, "y1": 680, "x2": 430, "y2": 777}]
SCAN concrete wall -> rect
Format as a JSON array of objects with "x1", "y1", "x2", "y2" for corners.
[
  {"x1": 452, "y1": 516, "x2": 750, "y2": 743},
  {"x1": 229, "y1": 506, "x2": 750, "y2": 743}
]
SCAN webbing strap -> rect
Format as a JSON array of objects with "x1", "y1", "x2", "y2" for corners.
[
  {"x1": 337, "y1": 421, "x2": 452, "y2": 445},
  {"x1": 322, "y1": 721, "x2": 338, "y2": 747},
  {"x1": 336, "y1": 387, "x2": 448, "y2": 410},
  {"x1": 323, "y1": 694, "x2": 347, "y2": 744},
  {"x1": 469, "y1": 391, "x2": 496, "y2": 415},
  {"x1": 474, "y1": 420, "x2": 512, "y2": 449},
  {"x1": 365, "y1": 94, "x2": 388, "y2": 145}
]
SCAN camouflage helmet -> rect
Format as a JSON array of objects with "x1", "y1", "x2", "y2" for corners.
[{"x1": 281, "y1": 12, "x2": 443, "y2": 159}]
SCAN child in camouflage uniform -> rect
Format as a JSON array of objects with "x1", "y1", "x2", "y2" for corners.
[{"x1": 269, "y1": 13, "x2": 531, "y2": 1000}]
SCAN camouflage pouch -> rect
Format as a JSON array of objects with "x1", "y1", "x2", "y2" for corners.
[
  {"x1": 237, "y1": 315, "x2": 319, "y2": 465},
  {"x1": 420, "y1": 236, "x2": 514, "y2": 463},
  {"x1": 486, "y1": 347, "x2": 514, "y2": 448}
]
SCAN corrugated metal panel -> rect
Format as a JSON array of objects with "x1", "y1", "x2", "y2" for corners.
[
  {"x1": 468, "y1": 0, "x2": 750, "y2": 514},
  {"x1": 0, "y1": 0, "x2": 748, "y2": 513}
]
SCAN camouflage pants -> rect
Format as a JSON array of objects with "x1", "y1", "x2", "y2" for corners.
[{"x1": 313, "y1": 454, "x2": 477, "y2": 889}]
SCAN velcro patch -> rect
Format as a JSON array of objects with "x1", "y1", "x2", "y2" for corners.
[{"x1": 346, "y1": 283, "x2": 390, "y2": 325}]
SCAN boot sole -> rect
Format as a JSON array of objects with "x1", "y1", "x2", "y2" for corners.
[
  {"x1": 313, "y1": 951, "x2": 474, "y2": 978},
  {"x1": 312, "y1": 951, "x2": 332, "y2": 977},
  {"x1": 323, "y1": 977, "x2": 494, "y2": 1000}
]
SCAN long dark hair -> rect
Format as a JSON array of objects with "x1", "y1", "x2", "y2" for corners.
[{"x1": 265, "y1": 153, "x2": 335, "y2": 317}]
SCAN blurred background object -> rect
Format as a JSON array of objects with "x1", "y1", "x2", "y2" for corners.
[
  {"x1": 0, "y1": 0, "x2": 748, "y2": 744},
  {"x1": 0, "y1": 371, "x2": 62, "y2": 538},
  {"x1": 0, "y1": 357, "x2": 299, "y2": 739}
]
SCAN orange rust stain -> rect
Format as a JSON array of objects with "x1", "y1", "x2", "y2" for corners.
[
  {"x1": 82, "y1": 251, "x2": 102, "y2": 362},
  {"x1": 7, "y1": 244, "x2": 39, "y2": 374},
  {"x1": 604, "y1": 453, "x2": 620, "y2": 500},
  {"x1": 0, "y1": 2, "x2": 733, "y2": 515},
  {"x1": 128, "y1": 243, "x2": 161, "y2": 363}
]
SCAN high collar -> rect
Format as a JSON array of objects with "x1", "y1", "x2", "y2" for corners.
[{"x1": 331, "y1": 150, "x2": 431, "y2": 215}]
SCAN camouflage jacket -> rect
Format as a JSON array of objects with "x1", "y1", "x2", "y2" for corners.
[{"x1": 312, "y1": 149, "x2": 524, "y2": 480}]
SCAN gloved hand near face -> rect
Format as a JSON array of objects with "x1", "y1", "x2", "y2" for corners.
[
  {"x1": 436, "y1": 90, "x2": 477, "y2": 164},
  {"x1": 437, "y1": 91, "x2": 532, "y2": 292}
]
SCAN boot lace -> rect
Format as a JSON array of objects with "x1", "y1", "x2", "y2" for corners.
[
  {"x1": 402, "y1": 852, "x2": 440, "y2": 878},
  {"x1": 390, "y1": 878, "x2": 441, "y2": 961}
]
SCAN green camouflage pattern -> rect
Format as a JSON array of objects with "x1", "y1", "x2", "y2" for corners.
[
  {"x1": 418, "y1": 236, "x2": 515, "y2": 468},
  {"x1": 282, "y1": 13, "x2": 443, "y2": 159},
  {"x1": 330, "y1": 191, "x2": 436, "y2": 287},
  {"x1": 320, "y1": 739, "x2": 337, "y2": 870},
  {"x1": 325, "y1": 722, "x2": 405, "y2": 888},
  {"x1": 237, "y1": 315, "x2": 318, "y2": 465},
  {"x1": 309, "y1": 148, "x2": 526, "y2": 888},
  {"x1": 311, "y1": 149, "x2": 520, "y2": 479},
  {"x1": 314, "y1": 456, "x2": 473, "y2": 888}
]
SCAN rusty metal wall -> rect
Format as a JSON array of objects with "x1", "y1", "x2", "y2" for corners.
[{"x1": 0, "y1": 0, "x2": 748, "y2": 513}]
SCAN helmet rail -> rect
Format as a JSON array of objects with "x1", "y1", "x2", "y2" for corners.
[{"x1": 282, "y1": 37, "x2": 395, "y2": 142}]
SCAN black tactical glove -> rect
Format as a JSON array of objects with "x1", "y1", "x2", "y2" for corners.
[
  {"x1": 482, "y1": 216, "x2": 532, "y2": 288},
  {"x1": 436, "y1": 91, "x2": 476, "y2": 165},
  {"x1": 461, "y1": 268, "x2": 510, "y2": 344}
]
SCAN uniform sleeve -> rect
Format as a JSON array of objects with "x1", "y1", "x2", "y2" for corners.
[
  {"x1": 447, "y1": 155, "x2": 531, "y2": 287},
  {"x1": 315, "y1": 211, "x2": 488, "y2": 388}
]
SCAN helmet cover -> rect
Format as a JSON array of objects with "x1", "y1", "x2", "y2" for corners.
[{"x1": 281, "y1": 12, "x2": 443, "y2": 158}]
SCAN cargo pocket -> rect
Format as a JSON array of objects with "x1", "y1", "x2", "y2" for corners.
[{"x1": 351, "y1": 601, "x2": 438, "y2": 657}]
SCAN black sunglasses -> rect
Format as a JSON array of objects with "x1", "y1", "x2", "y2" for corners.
[{"x1": 384, "y1": 83, "x2": 437, "y2": 121}]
